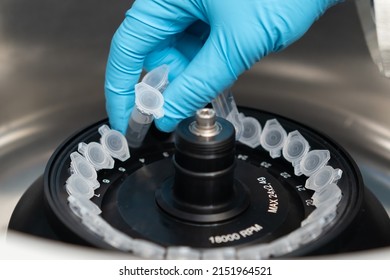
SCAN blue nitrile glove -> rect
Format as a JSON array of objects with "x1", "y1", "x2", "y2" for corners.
[{"x1": 105, "y1": 0, "x2": 342, "y2": 134}]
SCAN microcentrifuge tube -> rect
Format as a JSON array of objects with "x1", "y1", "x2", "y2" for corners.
[
  {"x1": 67, "y1": 195, "x2": 102, "y2": 219},
  {"x1": 260, "y1": 119, "x2": 287, "y2": 158},
  {"x1": 142, "y1": 64, "x2": 169, "y2": 92},
  {"x1": 126, "y1": 82, "x2": 164, "y2": 148},
  {"x1": 78, "y1": 142, "x2": 115, "y2": 170},
  {"x1": 269, "y1": 237, "x2": 299, "y2": 257},
  {"x1": 81, "y1": 213, "x2": 112, "y2": 238},
  {"x1": 98, "y1": 124, "x2": 130, "y2": 161},
  {"x1": 311, "y1": 183, "x2": 342, "y2": 208},
  {"x1": 201, "y1": 248, "x2": 236, "y2": 260},
  {"x1": 301, "y1": 204, "x2": 338, "y2": 227},
  {"x1": 211, "y1": 89, "x2": 243, "y2": 140},
  {"x1": 305, "y1": 165, "x2": 343, "y2": 191},
  {"x1": 238, "y1": 116, "x2": 262, "y2": 148},
  {"x1": 282, "y1": 130, "x2": 310, "y2": 175},
  {"x1": 132, "y1": 239, "x2": 166, "y2": 259},
  {"x1": 69, "y1": 152, "x2": 100, "y2": 189},
  {"x1": 102, "y1": 226, "x2": 134, "y2": 251},
  {"x1": 237, "y1": 243, "x2": 272, "y2": 260},
  {"x1": 289, "y1": 221, "x2": 323, "y2": 244},
  {"x1": 299, "y1": 150, "x2": 330, "y2": 177},
  {"x1": 65, "y1": 174, "x2": 95, "y2": 199},
  {"x1": 166, "y1": 246, "x2": 201, "y2": 260}
]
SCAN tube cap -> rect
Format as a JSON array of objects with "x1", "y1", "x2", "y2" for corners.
[
  {"x1": 67, "y1": 195, "x2": 102, "y2": 218},
  {"x1": 78, "y1": 142, "x2": 115, "y2": 171},
  {"x1": 299, "y1": 150, "x2": 330, "y2": 177},
  {"x1": 98, "y1": 125, "x2": 130, "y2": 161},
  {"x1": 260, "y1": 119, "x2": 287, "y2": 158},
  {"x1": 69, "y1": 152, "x2": 99, "y2": 189},
  {"x1": 305, "y1": 165, "x2": 343, "y2": 191},
  {"x1": 238, "y1": 116, "x2": 262, "y2": 148},
  {"x1": 135, "y1": 82, "x2": 164, "y2": 119},
  {"x1": 311, "y1": 183, "x2": 342, "y2": 208},
  {"x1": 282, "y1": 130, "x2": 310, "y2": 175},
  {"x1": 65, "y1": 174, "x2": 95, "y2": 199}
]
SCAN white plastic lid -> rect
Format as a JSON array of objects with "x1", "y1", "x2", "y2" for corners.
[
  {"x1": 67, "y1": 195, "x2": 101, "y2": 218},
  {"x1": 260, "y1": 119, "x2": 287, "y2": 158},
  {"x1": 301, "y1": 203, "x2": 338, "y2": 227},
  {"x1": 282, "y1": 130, "x2": 310, "y2": 174},
  {"x1": 132, "y1": 239, "x2": 166, "y2": 259},
  {"x1": 78, "y1": 142, "x2": 114, "y2": 171},
  {"x1": 98, "y1": 125, "x2": 130, "y2": 161},
  {"x1": 102, "y1": 227, "x2": 134, "y2": 251},
  {"x1": 69, "y1": 152, "x2": 99, "y2": 189},
  {"x1": 135, "y1": 82, "x2": 164, "y2": 119},
  {"x1": 299, "y1": 150, "x2": 330, "y2": 176},
  {"x1": 201, "y1": 248, "x2": 236, "y2": 260},
  {"x1": 237, "y1": 243, "x2": 271, "y2": 260},
  {"x1": 305, "y1": 165, "x2": 343, "y2": 191},
  {"x1": 81, "y1": 213, "x2": 112, "y2": 238},
  {"x1": 311, "y1": 183, "x2": 342, "y2": 208},
  {"x1": 238, "y1": 116, "x2": 262, "y2": 148},
  {"x1": 166, "y1": 246, "x2": 201, "y2": 260},
  {"x1": 142, "y1": 64, "x2": 169, "y2": 92},
  {"x1": 289, "y1": 221, "x2": 323, "y2": 245},
  {"x1": 65, "y1": 174, "x2": 95, "y2": 199},
  {"x1": 269, "y1": 237, "x2": 298, "y2": 257}
]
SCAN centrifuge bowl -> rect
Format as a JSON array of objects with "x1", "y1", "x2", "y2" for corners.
[{"x1": 1, "y1": 1, "x2": 389, "y2": 258}]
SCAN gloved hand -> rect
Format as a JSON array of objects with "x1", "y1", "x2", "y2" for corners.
[{"x1": 105, "y1": 0, "x2": 342, "y2": 134}]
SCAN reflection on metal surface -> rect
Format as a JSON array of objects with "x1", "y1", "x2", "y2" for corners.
[
  {"x1": 356, "y1": 0, "x2": 390, "y2": 77},
  {"x1": 250, "y1": 60, "x2": 344, "y2": 85},
  {"x1": 0, "y1": 1, "x2": 389, "y2": 258},
  {"x1": 0, "y1": 109, "x2": 57, "y2": 154},
  {"x1": 355, "y1": 0, "x2": 383, "y2": 75}
]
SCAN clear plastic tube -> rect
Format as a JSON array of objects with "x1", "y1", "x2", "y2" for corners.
[
  {"x1": 132, "y1": 239, "x2": 166, "y2": 259},
  {"x1": 305, "y1": 165, "x2": 343, "y2": 191},
  {"x1": 67, "y1": 195, "x2": 102, "y2": 219},
  {"x1": 260, "y1": 119, "x2": 287, "y2": 158},
  {"x1": 65, "y1": 174, "x2": 95, "y2": 199},
  {"x1": 126, "y1": 82, "x2": 164, "y2": 148},
  {"x1": 78, "y1": 142, "x2": 114, "y2": 170},
  {"x1": 69, "y1": 152, "x2": 100, "y2": 189},
  {"x1": 98, "y1": 124, "x2": 130, "y2": 161},
  {"x1": 126, "y1": 107, "x2": 154, "y2": 148},
  {"x1": 211, "y1": 89, "x2": 243, "y2": 139},
  {"x1": 238, "y1": 115, "x2": 262, "y2": 148},
  {"x1": 299, "y1": 150, "x2": 330, "y2": 176},
  {"x1": 282, "y1": 130, "x2": 310, "y2": 175},
  {"x1": 142, "y1": 64, "x2": 169, "y2": 91},
  {"x1": 201, "y1": 248, "x2": 236, "y2": 260},
  {"x1": 166, "y1": 246, "x2": 201, "y2": 260}
]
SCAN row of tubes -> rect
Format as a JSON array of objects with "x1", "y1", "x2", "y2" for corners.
[{"x1": 64, "y1": 65, "x2": 344, "y2": 259}]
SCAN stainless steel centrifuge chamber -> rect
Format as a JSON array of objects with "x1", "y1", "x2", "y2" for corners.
[{"x1": 0, "y1": 0, "x2": 389, "y2": 258}]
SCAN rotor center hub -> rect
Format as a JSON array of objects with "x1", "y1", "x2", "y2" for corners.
[{"x1": 156, "y1": 109, "x2": 250, "y2": 223}]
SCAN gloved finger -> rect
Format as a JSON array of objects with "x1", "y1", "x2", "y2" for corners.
[
  {"x1": 155, "y1": 31, "x2": 240, "y2": 132},
  {"x1": 143, "y1": 46, "x2": 189, "y2": 83},
  {"x1": 143, "y1": 32, "x2": 206, "y2": 83},
  {"x1": 174, "y1": 32, "x2": 206, "y2": 62},
  {"x1": 104, "y1": 92, "x2": 134, "y2": 134},
  {"x1": 154, "y1": 0, "x2": 340, "y2": 132},
  {"x1": 105, "y1": 0, "x2": 197, "y2": 133}
]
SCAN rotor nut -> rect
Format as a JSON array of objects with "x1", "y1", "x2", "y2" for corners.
[{"x1": 189, "y1": 108, "x2": 222, "y2": 137}]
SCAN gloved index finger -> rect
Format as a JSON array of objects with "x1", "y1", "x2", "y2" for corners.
[{"x1": 105, "y1": 0, "x2": 197, "y2": 133}]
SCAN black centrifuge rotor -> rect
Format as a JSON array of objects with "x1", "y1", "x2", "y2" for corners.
[{"x1": 9, "y1": 107, "x2": 390, "y2": 258}]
